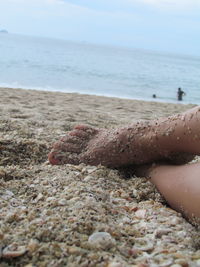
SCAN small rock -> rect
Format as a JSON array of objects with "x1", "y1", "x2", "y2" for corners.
[
  {"x1": 84, "y1": 175, "x2": 93, "y2": 182},
  {"x1": 135, "y1": 209, "x2": 146, "y2": 219},
  {"x1": 0, "y1": 168, "x2": 6, "y2": 178},
  {"x1": 58, "y1": 199, "x2": 67, "y2": 206},
  {"x1": 133, "y1": 237, "x2": 154, "y2": 252},
  {"x1": 154, "y1": 228, "x2": 171, "y2": 238},
  {"x1": 159, "y1": 258, "x2": 174, "y2": 267},
  {"x1": 33, "y1": 193, "x2": 43, "y2": 203},
  {"x1": 27, "y1": 239, "x2": 39, "y2": 253},
  {"x1": 107, "y1": 262, "x2": 124, "y2": 267},
  {"x1": 5, "y1": 212, "x2": 20, "y2": 223},
  {"x1": 5, "y1": 190, "x2": 14, "y2": 197},
  {"x1": 46, "y1": 197, "x2": 56, "y2": 202},
  {"x1": 88, "y1": 232, "x2": 115, "y2": 249}
]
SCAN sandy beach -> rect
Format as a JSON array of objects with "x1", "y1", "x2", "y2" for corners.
[{"x1": 0, "y1": 87, "x2": 199, "y2": 266}]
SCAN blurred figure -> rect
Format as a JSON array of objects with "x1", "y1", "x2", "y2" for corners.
[
  {"x1": 152, "y1": 94, "x2": 156, "y2": 98},
  {"x1": 177, "y1": 87, "x2": 186, "y2": 101}
]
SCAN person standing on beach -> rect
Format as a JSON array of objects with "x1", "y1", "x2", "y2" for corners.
[{"x1": 177, "y1": 87, "x2": 186, "y2": 101}]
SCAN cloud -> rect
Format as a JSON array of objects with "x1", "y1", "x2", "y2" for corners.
[
  {"x1": 0, "y1": 0, "x2": 199, "y2": 55},
  {"x1": 2, "y1": 0, "x2": 200, "y2": 11},
  {"x1": 59, "y1": 0, "x2": 200, "y2": 15},
  {"x1": 131, "y1": 0, "x2": 200, "y2": 10}
]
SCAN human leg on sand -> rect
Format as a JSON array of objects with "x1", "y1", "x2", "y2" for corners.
[
  {"x1": 48, "y1": 106, "x2": 200, "y2": 223},
  {"x1": 48, "y1": 106, "x2": 200, "y2": 167},
  {"x1": 135, "y1": 162, "x2": 200, "y2": 224}
]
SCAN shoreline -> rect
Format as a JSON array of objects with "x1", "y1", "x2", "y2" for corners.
[
  {"x1": 0, "y1": 85, "x2": 195, "y2": 106},
  {"x1": 0, "y1": 87, "x2": 199, "y2": 266}
]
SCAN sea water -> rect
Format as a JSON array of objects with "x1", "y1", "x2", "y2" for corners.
[{"x1": 0, "y1": 33, "x2": 200, "y2": 104}]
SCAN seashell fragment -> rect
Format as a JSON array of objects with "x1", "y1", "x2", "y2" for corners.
[
  {"x1": 27, "y1": 239, "x2": 39, "y2": 253},
  {"x1": 135, "y1": 209, "x2": 146, "y2": 219},
  {"x1": 107, "y1": 262, "x2": 125, "y2": 267},
  {"x1": 5, "y1": 212, "x2": 20, "y2": 223},
  {"x1": 57, "y1": 199, "x2": 67, "y2": 206},
  {"x1": 84, "y1": 175, "x2": 93, "y2": 182},
  {"x1": 67, "y1": 246, "x2": 84, "y2": 255},
  {"x1": 159, "y1": 258, "x2": 174, "y2": 267},
  {"x1": 174, "y1": 258, "x2": 189, "y2": 266},
  {"x1": 169, "y1": 217, "x2": 182, "y2": 226},
  {"x1": 133, "y1": 237, "x2": 154, "y2": 252},
  {"x1": 2, "y1": 245, "x2": 27, "y2": 258},
  {"x1": 34, "y1": 193, "x2": 43, "y2": 202},
  {"x1": 5, "y1": 190, "x2": 14, "y2": 197},
  {"x1": 46, "y1": 196, "x2": 56, "y2": 202},
  {"x1": 88, "y1": 232, "x2": 115, "y2": 249},
  {"x1": 154, "y1": 228, "x2": 172, "y2": 238}
]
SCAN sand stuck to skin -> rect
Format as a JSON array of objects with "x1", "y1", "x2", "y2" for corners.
[{"x1": 0, "y1": 87, "x2": 199, "y2": 266}]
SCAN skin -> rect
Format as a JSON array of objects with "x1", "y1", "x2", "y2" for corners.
[
  {"x1": 48, "y1": 106, "x2": 200, "y2": 222},
  {"x1": 145, "y1": 163, "x2": 200, "y2": 224}
]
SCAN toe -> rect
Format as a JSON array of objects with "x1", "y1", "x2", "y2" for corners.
[
  {"x1": 48, "y1": 150, "x2": 80, "y2": 165},
  {"x1": 48, "y1": 151, "x2": 61, "y2": 165},
  {"x1": 60, "y1": 135, "x2": 83, "y2": 144},
  {"x1": 48, "y1": 125, "x2": 100, "y2": 166},
  {"x1": 74, "y1": 125, "x2": 99, "y2": 135},
  {"x1": 69, "y1": 129, "x2": 89, "y2": 139},
  {"x1": 53, "y1": 141, "x2": 82, "y2": 153}
]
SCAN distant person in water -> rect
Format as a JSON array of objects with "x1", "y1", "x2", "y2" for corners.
[
  {"x1": 49, "y1": 106, "x2": 200, "y2": 224},
  {"x1": 152, "y1": 94, "x2": 156, "y2": 98},
  {"x1": 177, "y1": 87, "x2": 186, "y2": 101}
]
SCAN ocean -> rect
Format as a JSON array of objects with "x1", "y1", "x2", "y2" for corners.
[{"x1": 0, "y1": 33, "x2": 200, "y2": 104}]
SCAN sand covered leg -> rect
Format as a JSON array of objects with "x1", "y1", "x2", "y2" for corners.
[
  {"x1": 49, "y1": 106, "x2": 200, "y2": 168},
  {"x1": 151, "y1": 105, "x2": 200, "y2": 155}
]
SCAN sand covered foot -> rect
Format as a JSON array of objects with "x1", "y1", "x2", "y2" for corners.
[
  {"x1": 49, "y1": 125, "x2": 103, "y2": 165},
  {"x1": 48, "y1": 123, "x2": 155, "y2": 167},
  {"x1": 49, "y1": 121, "x2": 193, "y2": 168}
]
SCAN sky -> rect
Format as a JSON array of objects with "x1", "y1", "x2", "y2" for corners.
[{"x1": 0, "y1": 0, "x2": 200, "y2": 56}]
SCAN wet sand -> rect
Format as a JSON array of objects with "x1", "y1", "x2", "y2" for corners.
[{"x1": 0, "y1": 87, "x2": 199, "y2": 266}]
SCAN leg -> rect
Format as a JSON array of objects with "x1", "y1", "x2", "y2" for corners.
[
  {"x1": 144, "y1": 162, "x2": 200, "y2": 223},
  {"x1": 48, "y1": 106, "x2": 200, "y2": 168}
]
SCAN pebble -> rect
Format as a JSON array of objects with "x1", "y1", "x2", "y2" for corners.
[
  {"x1": 154, "y1": 228, "x2": 172, "y2": 238},
  {"x1": 34, "y1": 193, "x2": 43, "y2": 202},
  {"x1": 27, "y1": 239, "x2": 39, "y2": 253},
  {"x1": 88, "y1": 232, "x2": 115, "y2": 249},
  {"x1": 107, "y1": 262, "x2": 125, "y2": 267},
  {"x1": 5, "y1": 190, "x2": 14, "y2": 197},
  {"x1": 133, "y1": 237, "x2": 154, "y2": 252},
  {"x1": 135, "y1": 209, "x2": 146, "y2": 219},
  {"x1": 83, "y1": 175, "x2": 93, "y2": 182},
  {"x1": 46, "y1": 197, "x2": 56, "y2": 202},
  {"x1": 58, "y1": 199, "x2": 67, "y2": 206},
  {"x1": 159, "y1": 258, "x2": 174, "y2": 267}
]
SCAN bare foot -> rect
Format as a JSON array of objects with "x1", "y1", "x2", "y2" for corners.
[{"x1": 48, "y1": 121, "x2": 195, "y2": 168}]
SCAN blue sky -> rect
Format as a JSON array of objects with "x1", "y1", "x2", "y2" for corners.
[{"x1": 0, "y1": 0, "x2": 200, "y2": 55}]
